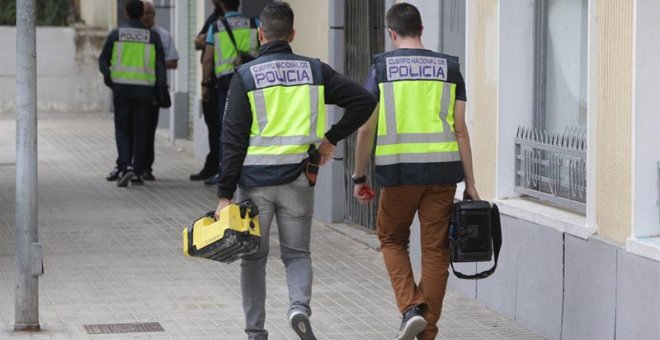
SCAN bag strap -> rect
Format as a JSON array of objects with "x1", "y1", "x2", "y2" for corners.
[
  {"x1": 450, "y1": 203, "x2": 503, "y2": 280},
  {"x1": 219, "y1": 18, "x2": 240, "y2": 53}
]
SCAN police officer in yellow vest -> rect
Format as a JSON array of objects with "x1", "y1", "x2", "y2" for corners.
[
  {"x1": 213, "y1": 3, "x2": 376, "y2": 339},
  {"x1": 99, "y1": 0, "x2": 166, "y2": 187},
  {"x1": 353, "y1": 4, "x2": 479, "y2": 340},
  {"x1": 201, "y1": 0, "x2": 259, "y2": 185}
]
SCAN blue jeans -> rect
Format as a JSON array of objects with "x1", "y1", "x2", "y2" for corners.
[{"x1": 236, "y1": 173, "x2": 315, "y2": 340}]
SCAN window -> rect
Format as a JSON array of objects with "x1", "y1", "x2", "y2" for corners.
[{"x1": 515, "y1": 0, "x2": 588, "y2": 214}]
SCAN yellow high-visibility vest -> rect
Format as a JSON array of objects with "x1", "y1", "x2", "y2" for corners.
[
  {"x1": 110, "y1": 28, "x2": 156, "y2": 86},
  {"x1": 213, "y1": 16, "x2": 259, "y2": 77}
]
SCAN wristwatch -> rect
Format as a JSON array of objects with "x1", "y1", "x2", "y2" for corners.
[{"x1": 351, "y1": 174, "x2": 367, "y2": 184}]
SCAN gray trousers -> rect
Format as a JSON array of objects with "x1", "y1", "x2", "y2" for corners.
[{"x1": 236, "y1": 173, "x2": 315, "y2": 340}]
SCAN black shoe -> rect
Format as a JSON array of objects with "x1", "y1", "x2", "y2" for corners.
[
  {"x1": 142, "y1": 171, "x2": 155, "y2": 181},
  {"x1": 395, "y1": 305, "x2": 427, "y2": 340},
  {"x1": 117, "y1": 169, "x2": 134, "y2": 187},
  {"x1": 106, "y1": 167, "x2": 120, "y2": 181},
  {"x1": 131, "y1": 175, "x2": 144, "y2": 186},
  {"x1": 203, "y1": 173, "x2": 220, "y2": 186},
  {"x1": 190, "y1": 170, "x2": 214, "y2": 181},
  {"x1": 289, "y1": 311, "x2": 316, "y2": 340}
]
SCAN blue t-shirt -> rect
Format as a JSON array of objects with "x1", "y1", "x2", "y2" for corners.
[{"x1": 206, "y1": 12, "x2": 259, "y2": 45}]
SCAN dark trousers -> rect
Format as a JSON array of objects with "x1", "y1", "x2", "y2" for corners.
[
  {"x1": 113, "y1": 96, "x2": 152, "y2": 175},
  {"x1": 145, "y1": 104, "x2": 160, "y2": 173},
  {"x1": 201, "y1": 89, "x2": 219, "y2": 175}
]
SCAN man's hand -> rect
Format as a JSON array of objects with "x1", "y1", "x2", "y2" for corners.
[
  {"x1": 463, "y1": 186, "x2": 480, "y2": 201},
  {"x1": 195, "y1": 33, "x2": 207, "y2": 50},
  {"x1": 214, "y1": 198, "x2": 232, "y2": 220},
  {"x1": 317, "y1": 138, "x2": 335, "y2": 166},
  {"x1": 353, "y1": 183, "x2": 375, "y2": 205},
  {"x1": 202, "y1": 86, "x2": 209, "y2": 102}
]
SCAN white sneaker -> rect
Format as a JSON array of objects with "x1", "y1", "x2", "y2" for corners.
[{"x1": 289, "y1": 310, "x2": 317, "y2": 340}]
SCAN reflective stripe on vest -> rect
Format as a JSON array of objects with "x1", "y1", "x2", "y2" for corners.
[
  {"x1": 214, "y1": 18, "x2": 258, "y2": 77},
  {"x1": 375, "y1": 79, "x2": 460, "y2": 166},
  {"x1": 110, "y1": 28, "x2": 156, "y2": 86},
  {"x1": 243, "y1": 84, "x2": 326, "y2": 166}
]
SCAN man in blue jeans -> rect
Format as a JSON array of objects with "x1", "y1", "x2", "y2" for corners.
[{"x1": 214, "y1": 4, "x2": 376, "y2": 339}]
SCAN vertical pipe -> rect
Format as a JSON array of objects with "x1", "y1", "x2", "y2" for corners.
[{"x1": 15, "y1": 0, "x2": 40, "y2": 331}]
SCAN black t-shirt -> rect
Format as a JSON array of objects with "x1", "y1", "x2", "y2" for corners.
[{"x1": 363, "y1": 64, "x2": 467, "y2": 101}]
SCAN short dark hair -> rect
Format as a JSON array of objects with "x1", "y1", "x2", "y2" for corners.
[
  {"x1": 125, "y1": 0, "x2": 144, "y2": 20},
  {"x1": 386, "y1": 3, "x2": 422, "y2": 38},
  {"x1": 260, "y1": 2, "x2": 294, "y2": 41},
  {"x1": 220, "y1": 0, "x2": 240, "y2": 11}
]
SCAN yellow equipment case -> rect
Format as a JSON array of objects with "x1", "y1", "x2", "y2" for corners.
[{"x1": 183, "y1": 200, "x2": 261, "y2": 263}]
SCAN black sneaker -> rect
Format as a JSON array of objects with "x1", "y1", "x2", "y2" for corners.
[
  {"x1": 117, "y1": 169, "x2": 134, "y2": 187},
  {"x1": 190, "y1": 170, "x2": 214, "y2": 181},
  {"x1": 131, "y1": 175, "x2": 144, "y2": 186},
  {"x1": 395, "y1": 305, "x2": 427, "y2": 340},
  {"x1": 289, "y1": 310, "x2": 317, "y2": 340},
  {"x1": 106, "y1": 167, "x2": 120, "y2": 181},
  {"x1": 203, "y1": 173, "x2": 220, "y2": 186},
  {"x1": 142, "y1": 171, "x2": 155, "y2": 181}
]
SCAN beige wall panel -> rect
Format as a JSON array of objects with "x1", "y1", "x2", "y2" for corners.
[
  {"x1": 287, "y1": 0, "x2": 330, "y2": 61},
  {"x1": 80, "y1": 0, "x2": 113, "y2": 29},
  {"x1": 466, "y1": 0, "x2": 498, "y2": 200},
  {"x1": 595, "y1": 0, "x2": 633, "y2": 243}
]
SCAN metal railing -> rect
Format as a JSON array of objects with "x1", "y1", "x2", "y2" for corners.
[
  {"x1": 343, "y1": 0, "x2": 384, "y2": 230},
  {"x1": 515, "y1": 126, "x2": 587, "y2": 214}
]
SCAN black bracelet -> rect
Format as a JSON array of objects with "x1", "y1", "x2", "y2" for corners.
[{"x1": 352, "y1": 174, "x2": 367, "y2": 184}]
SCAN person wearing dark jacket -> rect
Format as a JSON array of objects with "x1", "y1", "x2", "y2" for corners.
[
  {"x1": 99, "y1": 0, "x2": 166, "y2": 186},
  {"x1": 189, "y1": 0, "x2": 224, "y2": 183},
  {"x1": 213, "y1": 3, "x2": 376, "y2": 339}
]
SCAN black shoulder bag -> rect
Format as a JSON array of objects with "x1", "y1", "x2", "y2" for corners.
[
  {"x1": 219, "y1": 18, "x2": 256, "y2": 66},
  {"x1": 448, "y1": 200, "x2": 503, "y2": 280}
]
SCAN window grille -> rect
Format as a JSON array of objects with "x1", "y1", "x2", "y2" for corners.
[
  {"x1": 515, "y1": 126, "x2": 587, "y2": 214},
  {"x1": 343, "y1": 0, "x2": 384, "y2": 230}
]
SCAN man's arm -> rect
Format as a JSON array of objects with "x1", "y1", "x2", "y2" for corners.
[
  {"x1": 164, "y1": 33, "x2": 179, "y2": 69},
  {"x1": 454, "y1": 100, "x2": 480, "y2": 200},
  {"x1": 151, "y1": 32, "x2": 167, "y2": 88},
  {"x1": 321, "y1": 63, "x2": 377, "y2": 145},
  {"x1": 216, "y1": 74, "x2": 252, "y2": 201},
  {"x1": 201, "y1": 44, "x2": 215, "y2": 100},
  {"x1": 195, "y1": 33, "x2": 207, "y2": 50},
  {"x1": 98, "y1": 30, "x2": 117, "y2": 87},
  {"x1": 166, "y1": 60, "x2": 178, "y2": 69},
  {"x1": 352, "y1": 106, "x2": 378, "y2": 204}
]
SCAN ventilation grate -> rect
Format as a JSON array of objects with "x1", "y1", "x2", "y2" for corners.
[{"x1": 83, "y1": 322, "x2": 164, "y2": 334}]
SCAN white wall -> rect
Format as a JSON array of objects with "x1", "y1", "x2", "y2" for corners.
[
  {"x1": 496, "y1": 0, "x2": 535, "y2": 198},
  {"x1": 80, "y1": 0, "x2": 113, "y2": 29},
  {"x1": 0, "y1": 27, "x2": 110, "y2": 113},
  {"x1": 404, "y1": 0, "x2": 441, "y2": 52},
  {"x1": 632, "y1": 0, "x2": 660, "y2": 237}
]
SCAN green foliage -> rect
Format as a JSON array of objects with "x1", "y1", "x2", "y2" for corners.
[{"x1": 0, "y1": 0, "x2": 75, "y2": 26}]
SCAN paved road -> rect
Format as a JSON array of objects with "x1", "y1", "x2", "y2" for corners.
[{"x1": 0, "y1": 112, "x2": 542, "y2": 339}]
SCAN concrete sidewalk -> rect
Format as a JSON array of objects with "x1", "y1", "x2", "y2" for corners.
[{"x1": 0, "y1": 111, "x2": 542, "y2": 339}]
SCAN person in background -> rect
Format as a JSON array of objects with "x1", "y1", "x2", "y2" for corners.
[
  {"x1": 190, "y1": 0, "x2": 225, "y2": 183},
  {"x1": 141, "y1": 0, "x2": 179, "y2": 181},
  {"x1": 214, "y1": 3, "x2": 376, "y2": 339},
  {"x1": 201, "y1": 0, "x2": 259, "y2": 186},
  {"x1": 353, "y1": 3, "x2": 480, "y2": 340},
  {"x1": 99, "y1": 0, "x2": 166, "y2": 187}
]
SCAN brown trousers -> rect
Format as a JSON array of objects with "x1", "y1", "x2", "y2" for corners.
[{"x1": 377, "y1": 184, "x2": 456, "y2": 340}]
